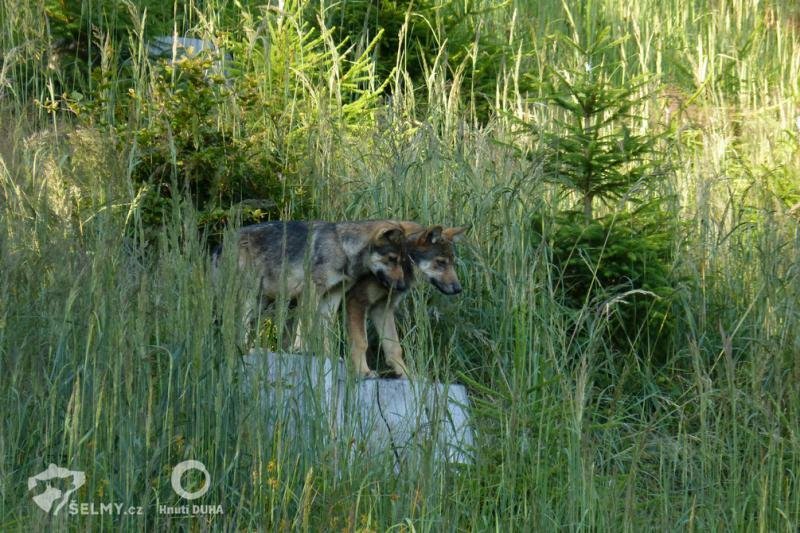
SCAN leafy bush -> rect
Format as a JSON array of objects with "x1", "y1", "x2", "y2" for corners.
[
  {"x1": 130, "y1": 56, "x2": 287, "y2": 243},
  {"x1": 126, "y1": 3, "x2": 389, "y2": 243},
  {"x1": 38, "y1": 0, "x2": 178, "y2": 92}
]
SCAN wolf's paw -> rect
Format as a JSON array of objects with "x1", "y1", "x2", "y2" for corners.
[
  {"x1": 388, "y1": 364, "x2": 408, "y2": 379},
  {"x1": 361, "y1": 370, "x2": 379, "y2": 379}
]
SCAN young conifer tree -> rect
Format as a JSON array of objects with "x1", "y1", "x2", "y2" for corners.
[{"x1": 542, "y1": 28, "x2": 661, "y2": 222}]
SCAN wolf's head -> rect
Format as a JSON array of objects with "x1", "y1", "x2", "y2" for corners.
[
  {"x1": 408, "y1": 225, "x2": 468, "y2": 295},
  {"x1": 367, "y1": 225, "x2": 412, "y2": 292}
]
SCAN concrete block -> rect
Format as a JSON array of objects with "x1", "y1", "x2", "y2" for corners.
[{"x1": 240, "y1": 350, "x2": 474, "y2": 469}]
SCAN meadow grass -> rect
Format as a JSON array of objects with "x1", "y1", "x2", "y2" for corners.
[{"x1": 1, "y1": 0, "x2": 799, "y2": 530}]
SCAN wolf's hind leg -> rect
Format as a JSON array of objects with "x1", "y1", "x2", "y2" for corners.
[
  {"x1": 291, "y1": 316, "x2": 306, "y2": 352},
  {"x1": 316, "y1": 286, "x2": 345, "y2": 356},
  {"x1": 279, "y1": 300, "x2": 298, "y2": 352},
  {"x1": 240, "y1": 288, "x2": 262, "y2": 349},
  {"x1": 291, "y1": 287, "x2": 336, "y2": 353},
  {"x1": 291, "y1": 289, "x2": 318, "y2": 352}
]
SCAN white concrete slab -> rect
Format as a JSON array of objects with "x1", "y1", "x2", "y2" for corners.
[{"x1": 240, "y1": 350, "x2": 474, "y2": 469}]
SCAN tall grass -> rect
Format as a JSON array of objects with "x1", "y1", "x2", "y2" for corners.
[{"x1": 1, "y1": 0, "x2": 799, "y2": 530}]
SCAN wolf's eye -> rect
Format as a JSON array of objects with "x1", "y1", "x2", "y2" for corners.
[
  {"x1": 435, "y1": 258, "x2": 448, "y2": 269},
  {"x1": 387, "y1": 254, "x2": 399, "y2": 264}
]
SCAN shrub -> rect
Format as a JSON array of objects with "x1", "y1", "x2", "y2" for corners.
[
  {"x1": 130, "y1": 56, "x2": 287, "y2": 243},
  {"x1": 543, "y1": 207, "x2": 679, "y2": 366},
  {"x1": 526, "y1": 28, "x2": 681, "y2": 369}
]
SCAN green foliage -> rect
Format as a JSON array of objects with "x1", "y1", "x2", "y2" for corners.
[
  {"x1": 544, "y1": 207, "x2": 679, "y2": 366},
  {"x1": 233, "y1": 4, "x2": 386, "y2": 133},
  {"x1": 309, "y1": 0, "x2": 512, "y2": 121},
  {"x1": 130, "y1": 56, "x2": 287, "y2": 242},
  {"x1": 527, "y1": 28, "x2": 680, "y2": 366},
  {"x1": 538, "y1": 28, "x2": 663, "y2": 222},
  {"x1": 127, "y1": 2, "x2": 389, "y2": 242},
  {"x1": 39, "y1": 0, "x2": 176, "y2": 91},
  {"x1": 3, "y1": 0, "x2": 800, "y2": 530},
  {"x1": 309, "y1": 0, "x2": 410, "y2": 78}
]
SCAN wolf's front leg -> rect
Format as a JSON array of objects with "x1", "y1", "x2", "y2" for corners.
[
  {"x1": 346, "y1": 295, "x2": 377, "y2": 378},
  {"x1": 369, "y1": 302, "x2": 406, "y2": 378}
]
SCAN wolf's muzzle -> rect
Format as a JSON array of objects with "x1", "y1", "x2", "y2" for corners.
[
  {"x1": 375, "y1": 271, "x2": 408, "y2": 292},
  {"x1": 431, "y1": 278, "x2": 462, "y2": 295}
]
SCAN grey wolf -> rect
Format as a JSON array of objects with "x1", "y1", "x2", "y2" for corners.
[
  {"x1": 229, "y1": 220, "x2": 409, "y2": 350},
  {"x1": 345, "y1": 223, "x2": 468, "y2": 377}
]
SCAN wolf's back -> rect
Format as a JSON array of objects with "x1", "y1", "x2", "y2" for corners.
[{"x1": 239, "y1": 221, "x2": 312, "y2": 261}]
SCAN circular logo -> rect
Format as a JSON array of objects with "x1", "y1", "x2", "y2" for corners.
[{"x1": 170, "y1": 460, "x2": 210, "y2": 500}]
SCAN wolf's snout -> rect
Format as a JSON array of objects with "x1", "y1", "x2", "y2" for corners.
[
  {"x1": 392, "y1": 279, "x2": 408, "y2": 292},
  {"x1": 375, "y1": 271, "x2": 407, "y2": 292},
  {"x1": 432, "y1": 277, "x2": 462, "y2": 295}
]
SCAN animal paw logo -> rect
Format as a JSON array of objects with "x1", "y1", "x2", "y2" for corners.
[{"x1": 28, "y1": 464, "x2": 86, "y2": 515}]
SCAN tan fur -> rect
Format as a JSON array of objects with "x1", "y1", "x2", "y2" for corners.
[{"x1": 345, "y1": 223, "x2": 468, "y2": 377}]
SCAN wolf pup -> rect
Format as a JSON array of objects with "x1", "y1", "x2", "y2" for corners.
[
  {"x1": 345, "y1": 223, "x2": 468, "y2": 378},
  {"x1": 234, "y1": 220, "x2": 409, "y2": 350}
]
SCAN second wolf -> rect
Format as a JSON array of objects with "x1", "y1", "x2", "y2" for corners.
[{"x1": 345, "y1": 223, "x2": 468, "y2": 377}]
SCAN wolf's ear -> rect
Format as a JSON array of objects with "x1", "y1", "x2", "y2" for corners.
[
  {"x1": 442, "y1": 225, "x2": 470, "y2": 243},
  {"x1": 421, "y1": 225, "x2": 444, "y2": 244},
  {"x1": 376, "y1": 226, "x2": 404, "y2": 246}
]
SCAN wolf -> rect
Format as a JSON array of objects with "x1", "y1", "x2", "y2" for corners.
[
  {"x1": 345, "y1": 223, "x2": 468, "y2": 378},
  {"x1": 230, "y1": 220, "x2": 410, "y2": 350}
]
